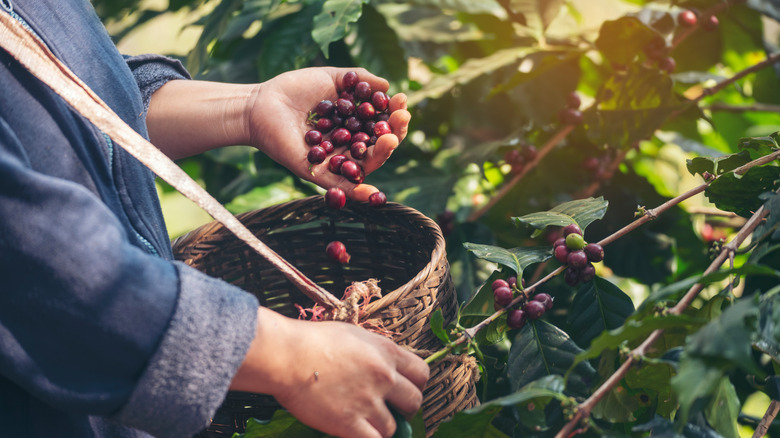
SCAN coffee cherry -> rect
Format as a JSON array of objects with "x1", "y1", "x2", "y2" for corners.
[
  {"x1": 351, "y1": 131, "x2": 371, "y2": 145},
  {"x1": 340, "y1": 160, "x2": 362, "y2": 182},
  {"x1": 355, "y1": 81, "x2": 372, "y2": 101},
  {"x1": 532, "y1": 293, "x2": 554, "y2": 311},
  {"x1": 523, "y1": 145, "x2": 538, "y2": 161},
  {"x1": 562, "y1": 223, "x2": 583, "y2": 237},
  {"x1": 305, "y1": 130, "x2": 323, "y2": 146},
  {"x1": 493, "y1": 286, "x2": 513, "y2": 307},
  {"x1": 678, "y1": 10, "x2": 697, "y2": 27},
  {"x1": 325, "y1": 187, "x2": 346, "y2": 209},
  {"x1": 344, "y1": 117, "x2": 362, "y2": 133},
  {"x1": 524, "y1": 300, "x2": 546, "y2": 320},
  {"x1": 553, "y1": 237, "x2": 566, "y2": 249},
  {"x1": 326, "y1": 241, "x2": 351, "y2": 264},
  {"x1": 564, "y1": 267, "x2": 580, "y2": 287},
  {"x1": 565, "y1": 233, "x2": 586, "y2": 251},
  {"x1": 357, "y1": 102, "x2": 376, "y2": 120},
  {"x1": 658, "y1": 57, "x2": 676, "y2": 74},
  {"x1": 374, "y1": 120, "x2": 392, "y2": 137},
  {"x1": 507, "y1": 309, "x2": 527, "y2": 329},
  {"x1": 331, "y1": 128, "x2": 352, "y2": 146},
  {"x1": 492, "y1": 279, "x2": 510, "y2": 291},
  {"x1": 567, "y1": 250, "x2": 588, "y2": 269},
  {"x1": 558, "y1": 108, "x2": 584, "y2": 125},
  {"x1": 341, "y1": 71, "x2": 359, "y2": 91},
  {"x1": 328, "y1": 154, "x2": 348, "y2": 174},
  {"x1": 702, "y1": 15, "x2": 719, "y2": 31},
  {"x1": 507, "y1": 276, "x2": 518, "y2": 289},
  {"x1": 554, "y1": 245, "x2": 570, "y2": 264},
  {"x1": 336, "y1": 98, "x2": 355, "y2": 116},
  {"x1": 350, "y1": 141, "x2": 368, "y2": 160},
  {"x1": 331, "y1": 114, "x2": 344, "y2": 127},
  {"x1": 316, "y1": 118, "x2": 334, "y2": 133},
  {"x1": 363, "y1": 120, "x2": 376, "y2": 136},
  {"x1": 368, "y1": 191, "x2": 387, "y2": 207},
  {"x1": 581, "y1": 264, "x2": 596, "y2": 283},
  {"x1": 371, "y1": 91, "x2": 390, "y2": 112},
  {"x1": 307, "y1": 146, "x2": 327, "y2": 164},
  {"x1": 315, "y1": 100, "x2": 335, "y2": 117},
  {"x1": 584, "y1": 243, "x2": 604, "y2": 263},
  {"x1": 320, "y1": 140, "x2": 335, "y2": 154},
  {"x1": 566, "y1": 91, "x2": 581, "y2": 109}
]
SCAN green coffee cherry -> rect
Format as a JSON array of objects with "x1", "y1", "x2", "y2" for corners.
[{"x1": 565, "y1": 233, "x2": 586, "y2": 250}]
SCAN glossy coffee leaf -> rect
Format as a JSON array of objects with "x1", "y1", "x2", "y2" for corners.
[
  {"x1": 463, "y1": 243, "x2": 551, "y2": 277},
  {"x1": 566, "y1": 277, "x2": 635, "y2": 349},
  {"x1": 312, "y1": 0, "x2": 366, "y2": 58},
  {"x1": 512, "y1": 197, "x2": 608, "y2": 235},
  {"x1": 507, "y1": 320, "x2": 596, "y2": 397}
]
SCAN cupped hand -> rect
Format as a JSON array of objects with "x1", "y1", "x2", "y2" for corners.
[
  {"x1": 245, "y1": 67, "x2": 410, "y2": 201},
  {"x1": 231, "y1": 307, "x2": 430, "y2": 438}
]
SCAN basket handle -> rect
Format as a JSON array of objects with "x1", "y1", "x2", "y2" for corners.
[{"x1": 0, "y1": 11, "x2": 345, "y2": 311}]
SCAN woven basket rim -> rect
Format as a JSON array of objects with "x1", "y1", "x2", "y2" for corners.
[{"x1": 172, "y1": 195, "x2": 448, "y2": 314}]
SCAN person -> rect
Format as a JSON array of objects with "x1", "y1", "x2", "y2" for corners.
[{"x1": 0, "y1": 1, "x2": 429, "y2": 437}]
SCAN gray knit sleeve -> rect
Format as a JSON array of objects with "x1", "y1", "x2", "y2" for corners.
[
  {"x1": 124, "y1": 54, "x2": 192, "y2": 113},
  {"x1": 109, "y1": 262, "x2": 259, "y2": 438}
]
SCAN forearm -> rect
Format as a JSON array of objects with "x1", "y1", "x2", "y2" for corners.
[{"x1": 146, "y1": 80, "x2": 256, "y2": 160}]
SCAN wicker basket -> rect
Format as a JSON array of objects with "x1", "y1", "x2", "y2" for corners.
[{"x1": 171, "y1": 196, "x2": 479, "y2": 437}]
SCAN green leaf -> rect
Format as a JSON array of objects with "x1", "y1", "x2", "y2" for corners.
[
  {"x1": 463, "y1": 243, "x2": 551, "y2": 277},
  {"x1": 586, "y1": 65, "x2": 685, "y2": 148},
  {"x1": 566, "y1": 277, "x2": 635, "y2": 349},
  {"x1": 430, "y1": 309, "x2": 450, "y2": 344},
  {"x1": 188, "y1": 0, "x2": 244, "y2": 74},
  {"x1": 504, "y1": 0, "x2": 566, "y2": 39},
  {"x1": 755, "y1": 292, "x2": 780, "y2": 363},
  {"x1": 671, "y1": 356, "x2": 730, "y2": 427},
  {"x1": 233, "y1": 411, "x2": 323, "y2": 437},
  {"x1": 507, "y1": 320, "x2": 596, "y2": 397},
  {"x1": 350, "y1": 4, "x2": 407, "y2": 88},
  {"x1": 595, "y1": 16, "x2": 659, "y2": 66},
  {"x1": 312, "y1": 0, "x2": 366, "y2": 58},
  {"x1": 573, "y1": 313, "x2": 704, "y2": 366},
  {"x1": 686, "y1": 149, "x2": 752, "y2": 177},
  {"x1": 704, "y1": 377, "x2": 740, "y2": 438},
  {"x1": 257, "y1": 4, "x2": 320, "y2": 81},
  {"x1": 704, "y1": 165, "x2": 780, "y2": 218},
  {"x1": 430, "y1": 405, "x2": 509, "y2": 438},
  {"x1": 407, "y1": 47, "x2": 535, "y2": 107},
  {"x1": 511, "y1": 197, "x2": 608, "y2": 236},
  {"x1": 467, "y1": 375, "x2": 568, "y2": 412},
  {"x1": 686, "y1": 295, "x2": 764, "y2": 376},
  {"x1": 224, "y1": 179, "x2": 307, "y2": 214}
]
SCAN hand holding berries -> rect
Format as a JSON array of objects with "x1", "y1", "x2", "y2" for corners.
[{"x1": 243, "y1": 67, "x2": 410, "y2": 202}]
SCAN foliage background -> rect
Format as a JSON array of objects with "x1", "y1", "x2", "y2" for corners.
[{"x1": 97, "y1": 0, "x2": 780, "y2": 436}]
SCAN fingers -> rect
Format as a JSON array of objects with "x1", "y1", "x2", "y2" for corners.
[
  {"x1": 331, "y1": 67, "x2": 390, "y2": 93},
  {"x1": 395, "y1": 347, "x2": 430, "y2": 392},
  {"x1": 362, "y1": 133, "x2": 399, "y2": 175}
]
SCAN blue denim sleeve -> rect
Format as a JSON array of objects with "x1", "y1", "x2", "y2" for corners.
[
  {"x1": 124, "y1": 54, "x2": 191, "y2": 113},
  {"x1": 0, "y1": 117, "x2": 258, "y2": 437}
]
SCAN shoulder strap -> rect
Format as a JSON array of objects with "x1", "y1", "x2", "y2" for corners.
[{"x1": 0, "y1": 11, "x2": 341, "y2": 309}]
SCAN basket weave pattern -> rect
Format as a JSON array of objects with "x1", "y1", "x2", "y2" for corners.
[{"x1": 171, "y1": 196, "x2": 478, "y2": 436}]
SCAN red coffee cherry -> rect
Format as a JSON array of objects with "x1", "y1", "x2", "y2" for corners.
[
  {"x1": 507, "y1": 308, "x2": 527, "y2": 329},
  {"x1": 524, "y1": 300, "x2": 546, "y2": 320},
  {"x1": 368, "y1": 191, "x2": 387, "y2": 207},
  {"x1": 328, "y1": 154, "x2": 348, "y2": 174},
  {"x1": 341, "y1": 71, "x2": 359, "y2": 91},
  {"x1": 326, "y1": 241, "x2": 351, "y2": 264},
  {"x1": 305, "y1": 130, "x2": 323, "y2": 146},
  {"x1": 325, "y1": 187, "x2": 346, "y2": 210},
  {"x1": 493, "y1": 286, "x2": 513, "y2": 308}
]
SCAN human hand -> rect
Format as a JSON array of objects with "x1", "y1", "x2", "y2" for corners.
[
  {"x1": 231, "y1": 307, "x2": 429, "y2": 438},
  {"x1": 244, "y1": 67, "x2": 411, "y2": 201}
]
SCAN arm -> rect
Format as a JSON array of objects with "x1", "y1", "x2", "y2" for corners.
[{"x1": 146, "y1": 67, "x2": 411, "y2": 201}]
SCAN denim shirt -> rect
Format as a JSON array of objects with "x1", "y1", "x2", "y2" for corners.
[{"x1": 0, "y1": 1, "x2": 258, "y2": 436}]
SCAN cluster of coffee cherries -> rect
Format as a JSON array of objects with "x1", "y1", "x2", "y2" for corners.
[
  {"x1": 503, "y1": 144, "x2": 538, "y2": 175},
  {"x1": 557, "y1": 91, "x2": 584, "y2": 126},
  {"x1": 553, "y1": 223, "x2": 604, "y2": 287},
  {"x1": 305, "y1": 71, "x2": 393, "y2": 187},
  {"x1": 322, "y1": 187, "x2": 387, "y2": 264},
  {"x1": 491, "y1": 276, "x2": 554, "y2": 330}
]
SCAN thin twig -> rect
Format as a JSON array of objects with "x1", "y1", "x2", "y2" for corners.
[
  {"x1": 706, "y1": 102, "x2": 780, "y2": 114},
  {"x1": 753, "y1": 400, "x2": 780, "y2": 438},
  {"x1": 468, "y1": 125, "x2": 575, "y2": 223}
]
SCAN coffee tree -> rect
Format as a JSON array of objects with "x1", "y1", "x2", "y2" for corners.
[{"x1": 101, "y1": 0, "x2": 780, "y2": 436}]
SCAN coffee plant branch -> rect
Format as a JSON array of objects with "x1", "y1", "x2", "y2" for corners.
[
  {"x1": 556, "y1": 177, "x2": 780, "y2": 438},
  {"x1": 753, "y1": 400, "x2": 780, "y2": 438},
  {"x1": 468, "y1": 125, "x2": 576, "y2": 223}
]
